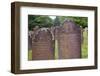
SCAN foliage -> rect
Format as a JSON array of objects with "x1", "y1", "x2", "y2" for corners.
[
  {"x1": 53, "y1": 16, "x2": 60, "y2": 26},
  {"x1": 28, "y1": 15, "x2": 53, "y2": 30},
  {"x1": 28, "y1": 15, "x2": 88, "y2": 31},
  {"x1": 58, "y1": 16, "x2": 88, "y2": 28}
]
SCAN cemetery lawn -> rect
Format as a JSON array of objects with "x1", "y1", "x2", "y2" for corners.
[
  {"x1": 81, "y1": 31, "x2": 88, "y2": 58},
  {"x1": 28, "y1": 50, "x2": 32, "y2": 60},
  {"x1": 28, "y1": 31, "x2": 88, "y2": 60}
]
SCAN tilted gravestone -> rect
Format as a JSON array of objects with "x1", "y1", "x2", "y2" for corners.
[
  {"x1": 57, "y1": 20, "x2": 81, "y2": 59},
  {"x1": 31, "y1": 28, "x2": 54, "y2": 60},
  {"x1": 28, "y1": 31, "x2": 33, "y2": 50}
]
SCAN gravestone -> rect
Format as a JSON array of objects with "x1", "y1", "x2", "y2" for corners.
[
  {"x1": 57, "y1": 20, "x2": 81, "y2": 59},
  {"x1": 30, "y1": 20, "x2": 82, "y2": 60},
  {"x1": 28, "y1": 31, "x2": 33, "y2": 50},
  {"x1": 32, "y1": 28, "x2": 54, "y2": 60}
]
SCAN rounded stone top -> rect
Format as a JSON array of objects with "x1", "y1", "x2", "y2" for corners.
[
  {"x1": 62, "y1": 19, "x2": 80, "y2": 32},
  {"x1": 32, "y1": 28, "x2": 52, "y2": 42}
]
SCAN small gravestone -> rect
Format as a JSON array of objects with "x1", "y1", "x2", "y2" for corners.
[
  {"x1": 32, "y1": 28, "x2": 54, "y2": 60},
  {"x1": 57, "y1": 20, "x2": 81, "y2": 59},
  {"x1": 28, "y1": 31, "x2": 33, "y2": 50}
]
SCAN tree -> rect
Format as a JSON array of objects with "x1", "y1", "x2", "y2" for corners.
[
  {"x1": 58, "y1": 16, "x2": 88, "y2": 28},
  {"x1": 28, "y1": 15, "x2": 53, "y2": 30},
  {"x1": 53, "y1": 16, "x2": 60, "y2": 26},
  {"x1": 28, "y1": 15, "x2": 88, "y2": 30}
]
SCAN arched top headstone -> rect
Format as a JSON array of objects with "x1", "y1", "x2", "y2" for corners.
[
  {"x1": 62, "y1": 19, "x2": 81, "y2": 33},
  {"x1": 31, "y1": 27, "x2": 54, "y2": 60},
  {"x1": 32, "y1": 28, "x2": 52, "y2": 42}
]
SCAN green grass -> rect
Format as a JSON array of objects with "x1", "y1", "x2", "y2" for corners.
[
  {"x1": 81, "y1": 31, "x2": 88, "y2": 58},
  {"x1": 28, "y1": 50, "x2": 32, "y2": 60},
  {"x1": 28, "y1": 31, "x2": 88, "y2": 60},
  {"x1": 54, "y1": 40, "x2": 59, "y2": 59}
]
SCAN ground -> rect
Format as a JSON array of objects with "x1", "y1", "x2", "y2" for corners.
[{"x1": 81, "y1": 30, "x2": 88, "y2": 58}]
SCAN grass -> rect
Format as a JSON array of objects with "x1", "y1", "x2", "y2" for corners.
[
  {"x1": 81, "y1": 31, "x2": 88, "y2": 58},
  {"x1": 28, "y1": 31, "x2": 88, "y2": 60},
  {"x1": 28, "y1": 50, "x2": 32, "y2": 60},
  {"x1": 55, "y1": 40, "x2": 59, "y2": 59}
]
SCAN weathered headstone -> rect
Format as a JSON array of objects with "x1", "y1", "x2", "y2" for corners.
[
  {"x1": 32, "y1": 28, "x2": 54, "y2": 60},
  {"x1": 28, "y1": 31, "x2": 33, "y2": 50},
  {"x1": 57, "y1": 20, "x2": 81, "y2": 59},
  {"x1": 30, "y1": 19, "x2": 82, "y2": 60}
]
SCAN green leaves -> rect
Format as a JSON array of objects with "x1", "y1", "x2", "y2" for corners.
[
  {"x1": 28, "y1": 15, "x2": 53, "y2": 30},
  {"x1": 54, "y1": 16, "x2": 60, "y2": 26},
  {"x1": 28, "y1": 15, "x2": 88, "y2": 31},
  {"x1": 58, "y1": 16, "x2": 88, "y2": 28}
]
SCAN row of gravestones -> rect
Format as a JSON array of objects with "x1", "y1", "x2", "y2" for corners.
[{"x1": 28, "y1": 20, "x2": 82, "y2": 60}]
